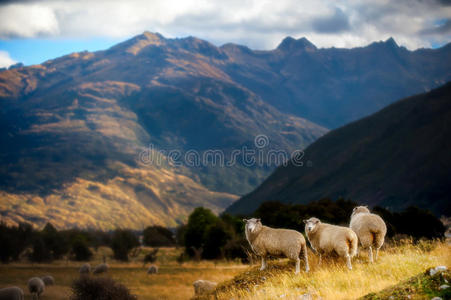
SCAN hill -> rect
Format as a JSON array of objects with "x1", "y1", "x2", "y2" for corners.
[
  {"x1": 226, "y1": 82, "x2": 451, "y2": 216},
  {"x1": 0, "y1": 32, "x2": 450, "y2": 228}
]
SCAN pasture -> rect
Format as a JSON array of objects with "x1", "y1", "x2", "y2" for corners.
[{"x1": 0, "y1": 241, "x2": 449, "y2": 299}]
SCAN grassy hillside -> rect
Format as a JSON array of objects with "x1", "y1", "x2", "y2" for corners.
[
  {"x1": 227, "y1": 82, "x2": 451, "y2": 216},
  {"x1": 210, "y1": 240, "x2": 450, "y2": 300}
]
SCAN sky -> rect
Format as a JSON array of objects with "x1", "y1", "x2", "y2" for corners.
[{"x1": 0, "y1": 0, "x2": 450, "y2": 68}]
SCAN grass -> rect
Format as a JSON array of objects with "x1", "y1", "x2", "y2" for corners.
[
  {"x1": 0, "y1": 241, "x2": 449, "y2": 300},
  {"x1": 213, "y1": 240, "x2": 450, "y2": 300},
  {"x1": 0, "y1": 247, "x2": 245, "y2": 300}
]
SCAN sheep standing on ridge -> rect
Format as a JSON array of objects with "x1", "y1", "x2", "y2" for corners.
[
  {"x1": 79, "y1": 263, "x2": 91, "y2": 275},
  {"x1": 304, "y1": 217, "x2": 358, "y2": 270},
  {"x1": 0, "y1": 286, "x2": 24, "y2": 300},
  {"x1": 93, "y1": 263, "x2": 109, "y2": 274},
  {"x1": 27, "y1": 277, "x2": 45, "y2": 300},
  {"x1": 41, "y1": 275, "x2": 55, "y2": 286},
  {"x1": 350, "y1": 206, "x2": 387, "y2": 263},
  {"x1": 243, "y1": 218, "x2": 309, "y2": 274}
]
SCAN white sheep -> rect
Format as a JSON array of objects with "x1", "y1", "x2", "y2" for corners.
[
  {"x1": 27, "y1": 277, "x2": 45, "y2": 300},
  {"x1": 304, "y1": 217, "x2": 358, "y2": 270},
  {"x1": 193, "y1": 280, "x2": 217, "y2": 296},
  {"x1": 41, "y1": 275, "x2": 55, "y2": 286},
  {"x1": 0, "y1": 286, "x2": 24, "y2": 300},
  {"x1": 243, "y1": 218, "x2": 309, "y2": 274},
  {"x1": 79, "y1": 263, "x2": 91, "y2": 275},
  {"x1": 93, "y1": 263, "x2": 109, "y2": 274},
  {"x1": 350, "y1": 206, "x2": 387, "y2": 263},
  {"x1": 147, "y1": 265, "x2": 158, "y2": 274}
]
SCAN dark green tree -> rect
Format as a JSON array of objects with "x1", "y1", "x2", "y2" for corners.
[
  {"x1": 142, "y1": 226, "x2": 175, "y2": 247},
  {"x1": 111, "y1": 230, "x2": 139, "y2": 261},
  {"x1": 72, "y1": 235, "x2": 93, "y2": 261}
]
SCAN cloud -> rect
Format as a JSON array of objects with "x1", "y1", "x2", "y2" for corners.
[
  {"x1": 0, "y1": 0, "x2": 450, "y2": 50},
  {"x1": 312, "y1": 7, "x2": 350, "y2": 33},
  {"x1": 0, "y1": 50, "x2": 16, "y2": 68}
]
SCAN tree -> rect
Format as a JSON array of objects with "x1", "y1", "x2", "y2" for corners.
[
  {"x1": 72, "y1": 235, "x2": 93, "y2": 261},
  {"x1": 111, "y1": 230, "x2": 139, "y2": 261},
  {"x1": 30, "y1": 236, "x2": 52, "y2": 262},
  {"x1": 183, "y1": 207, "x2": 218, "y2": 257},
  {"x1": 142, "y1": 226, "x2": 175, "y2": 247},
  {"x1": 42, "y1": 223, "x2": 69, "y2": 260}
]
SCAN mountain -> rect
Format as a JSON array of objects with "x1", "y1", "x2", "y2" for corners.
[
  {"x1": 0, "y1": 32, "x2": 326, "y2": 229},
  {"x1": 0, "y1": 32, "x2": 450, "y2": 229},
  {"x1": 226, "y1": 83, "x2": 451, "y2": 216}
]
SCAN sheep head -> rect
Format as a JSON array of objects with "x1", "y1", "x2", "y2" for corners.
[{"x1": 304, "y1": 217, "x2": 321, "y2": 233}]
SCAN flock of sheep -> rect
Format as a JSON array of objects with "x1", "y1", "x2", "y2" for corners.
[
  {"x1": 0, "y1": 261, "x2": 110, "y2": 300},
  {"x1": 0, "y1": 205, "x2": 386, "y2": 299},
  {"x1": 243, "y1": 206, "x2": 387, "y2": 273}
]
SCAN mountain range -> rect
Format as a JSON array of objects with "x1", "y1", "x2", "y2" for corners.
[
  {"x1": 0, "y1": 32, "x2": 450, "y2": 228},
  {"x1": 227, "y1": 83, "x2": 451, "y2": 216}
]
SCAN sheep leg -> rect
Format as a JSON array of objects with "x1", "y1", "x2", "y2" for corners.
[
  {"x1": 318, "y1": 253, "x2": 322, "y2": 266},
  {"x1": 304, "y1": 245, "x2": 310, "y2": 272},
  {"x1": 375, "y1": 247, "x2": 379, "y2": 261},
  {"x1": 260, "y1": 256, "x2": 267, "y2": 271},
  {"x1": 295, "y1": 257, "x2": 300, "y2": 274},
  {"x1": 345, "y1": 254, "x2": 352, "y2": 270},
  {"x1": 368, "y1": 246, "x2": 374, "y2": 263}
]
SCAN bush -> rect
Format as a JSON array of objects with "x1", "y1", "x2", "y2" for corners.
[
  {"x1": 111, "y1": 229, "x2": 139, "y2": 261},
  {"x1": 142, "y1": 226, "x2": 175, "y2": 247},
  {"x1": 29, "y1": 235, "x2": 52, "y2": 262},
  {"x1": 70, "y1": 276, "x2": 137, "y2": 300},
  {"x1": 184, "y1": 207, "x2": 218, "y2": 257}
]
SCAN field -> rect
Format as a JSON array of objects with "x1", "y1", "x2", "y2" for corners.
[{"x1": 0, "y1": 241, "x2": 449, "y2": 300}]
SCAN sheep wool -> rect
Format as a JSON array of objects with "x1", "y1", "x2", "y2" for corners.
[
  {"x1": 27, "y1": 277, "x2": 45, "y2": 300},
  {"x1": 244, "y1": 218, "x2": 309, "y2": 274},
  {"x1": 350, "y1": 206, "x2": 387, "y2": 263},
  {"x1": 304, "y1": 217, "x2": 358, "y2": 270},
  {"x1": 193, "y1": 280, "x2": 217, "y2": 295},
  {"x1": 0, "y1": 286, "x2": 24, "y2": 300}
]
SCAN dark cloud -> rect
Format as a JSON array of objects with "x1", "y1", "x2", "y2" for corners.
[
  {"x1": 421, "y1": 19, "x2": 451, "y2": 34},
  {"x1": 312, "y1": 7, "x2": 350, "y2": 33}
]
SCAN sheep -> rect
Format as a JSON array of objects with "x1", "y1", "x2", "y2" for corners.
[
  {"x1": 27, "y1": 277, "x2": 45, "y2": 300},
  {"x1": 79, "y1": 263, "x2": 91, "y2": 275},
  {"x1": 193, "y1": 280, "x2": 217, "y2": 296},
  {"x1": 350, "y1": 206, "x2": 387, "y2": 263},
  {"x1": 93, "y1": 263, "x2": 109, "y2": 274},
  {"x1": 303, "y1": 217, "x2": 358, "y2": 270},
  {"x1": 41, "y1": 275, "x2": 55, "y2": 286},
  {"x1": 0, "y1": 286, "x2": 24, "y2": 300},
  {"x1": 147, "y1": 265, "x2": 158, "y2": 274},
  {"x1": 243, "y1": 218, "x2": 309, "y2": 274}
]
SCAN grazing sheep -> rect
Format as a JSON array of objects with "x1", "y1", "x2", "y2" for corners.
[
  {"x1": 147, "y1": 265, "x2": 158, "y2": 274},
  {"x1": 350, "y1": 206, "x2": 387, "y2": 263},
  {"x1": 193, "y1": 280, "x2": 217, "y2": 296},
  {"x1": 0, "y1": 286, "x2": 24, "y2": 300},
  {"x1": 304, "y1": 217, "x2": 358, "y2": 270},
  {"x1": 41, "y1": 275, "x2": 55, "y2": 286},
  {"x1": 27, "y1": 277, "x2": 45, "y2": 300},
  {"x1": 93, "y1": 263, "x2": 109, "y2": 274},
  {"x1": 243, "y1": 218, "x2": 309, "y2": 274},
  {"x1": 79, "y1": 263, "x2": 91, "y2": 275}
]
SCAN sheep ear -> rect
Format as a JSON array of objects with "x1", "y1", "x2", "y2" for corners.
[
  {"x1": 303, "y1": 219, "x2": 307, "y2": 224},
  {"x1": 242, "y1": 219, "x2": 248, "y2": 223},
  {"x1": 315, "y1": 219, "x2": 319, "y2": 224},
  {"x1": 257, "y1": 218, "x2": 261, "y2": 223}
]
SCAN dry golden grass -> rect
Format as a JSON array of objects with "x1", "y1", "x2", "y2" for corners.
[
  {"x1": 0, "y1": 247, "x2": 245, "y2": 300},
  {"x1": 215, "y1": 240, "x2": 451, "y2": 300},
  {"x1": 0, "y1": 242, "x2": 449, "y2": 300}
]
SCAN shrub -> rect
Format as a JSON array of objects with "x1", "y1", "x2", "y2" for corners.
[{"x1": 70, "y1": 276, "x2": 137, "y2": 300}]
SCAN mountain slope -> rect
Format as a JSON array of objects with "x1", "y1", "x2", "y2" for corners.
[
  {"x1": 226, "y1": 82, "x2": 451, "y2": 216},
  {"x1": 0, "y1": 33, "x2": 326, "y2": 229},
  {"x1": 0, "y1": 32, "x2": 450, "y2": 228}
]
